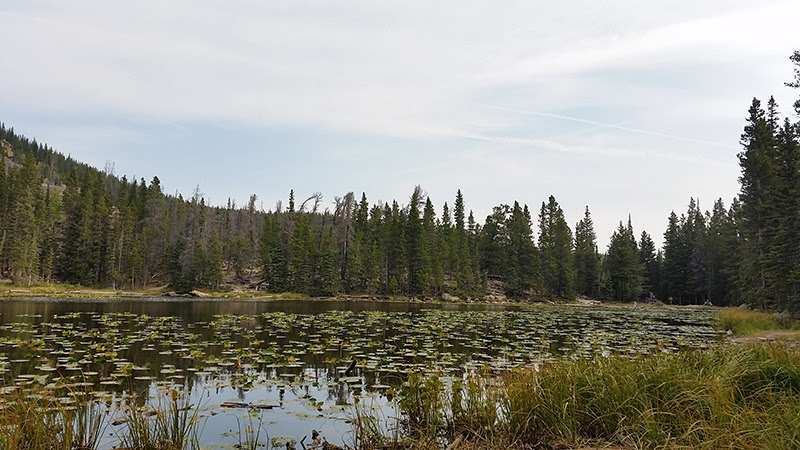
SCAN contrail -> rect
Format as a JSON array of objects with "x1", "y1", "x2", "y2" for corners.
[{"x1": 483, "y1": 104, "x2": 734, "y2": 149}]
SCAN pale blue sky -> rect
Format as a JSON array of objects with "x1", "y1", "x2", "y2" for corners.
[{"x1": 1, "y1": 1, "x2": 799, "y2": 247}]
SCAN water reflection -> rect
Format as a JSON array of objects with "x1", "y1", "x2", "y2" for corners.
[{"x1": 0, "y1": 298, "x2": 721, "y2": 448}]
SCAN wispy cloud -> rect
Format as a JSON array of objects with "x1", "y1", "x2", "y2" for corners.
[
  {"x1": 0, "y1": 0, "x2": 795, "y2": 246},
  {"x1": 479, "y1": 105, "x2": 736, "y2": 149}
]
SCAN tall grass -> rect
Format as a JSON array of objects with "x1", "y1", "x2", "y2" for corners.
[
  {"x1": 119, "y1": 388, "x2": 202, "y2": 450},
  {"x1": 0, "y1": 384, "x2": 107, "y2": 450},
  {"x1": 0, "y1": 383, "x2": 205, "y2": 450},
  {"x1": 718, "y1": 307, "x2": 800, "y2": 336},
  {"x1": 231, "y1": 409, "x2": 268, "y2": 450},
  {"x1": 392, "y1": 345, "x2": 800, "y2": 449}
]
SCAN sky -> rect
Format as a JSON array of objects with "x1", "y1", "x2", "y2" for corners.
[{"x1": 1, "y1": 1, "x2": 799, "y2": 248}]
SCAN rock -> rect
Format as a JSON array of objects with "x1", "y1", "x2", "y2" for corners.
[
  {"x1": 1, "y1": 139, "x2": 13, "y2": 158},
  {"x1": 190, "y1": 290, "x2": 212, "y2": 298},
  {"x1": 442, "y1": 293, "x2": 460, "y2": 302}
]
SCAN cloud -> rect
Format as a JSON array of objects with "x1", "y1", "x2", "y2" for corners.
[{"x1": 0, "y1": 0, "x2": 797, "y2": 247}]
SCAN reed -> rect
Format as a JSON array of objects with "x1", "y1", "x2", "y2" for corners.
[
  {"x1": 0, "y1": 383, "x2": 107, "y2": 450},
  {"x1": 393, "y1": 344, "x2": 800, "y2": 449},
  {"x1": 118, "y1": 388, "x2": 202, "y2": 450}
]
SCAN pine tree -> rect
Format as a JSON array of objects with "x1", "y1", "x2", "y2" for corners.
[
  {"x1": 685, "y1": 198, "x2": 707, "y2": 303},
  {"x1": 605, "y1": 221, "x2": 643, "y2": 302},
  {"x1": 207, "y1": 232, "x2": 224, "y2": 290},
  {"x1": 538, "y1": 196, "x2": 574, "y2": 299},
  {"x1": 737, "y1": 98, "x2": 779, "y2": 309},
  {"x1": 574, "y1": 206, "x2": 600, "y2": 298},
  {"x1": 0, "y1": 161, "x2": 8, "y2": 267},
  {"x1": 479, "y1": 205, "x2": 509, "y2": 280},
  {"x1": 639, "y1": 231, "x2": 660, "y2": 299},
  {"x1": 506, "y1": 202, "x2": 538, "y2": 298},
  {"x1": 291, "y1": 213, "x2": 314, "y2": 293},
  {"x1": 767, "y1": 119, "x2": 800, "y2": 311},
  {"x1": 260, "y1": 214, "x2": 288, "y2": 292},
  {"x1": 452, "y1": 190, "x2": 475, "y2": 294},
  {"x1": 7, "y1": 154, "x2": 43, "y2": 285},
  {"x1": 705, "y1": 198, "x2": 738, "y2": 306},
  {"x1": 662, "y1": 211, "x2": 686, "y2": 304},
  {"x1": 38, "y1": 187, "x2": 62, "y2": 283},
  {"x1": 423, "y1": 197, "x2": 444, "y2": 295},
  {"x1": 317, "y1": 226, "x2": 340, "y2": 295},
  {"x1": 786, "y1": 51, "x2": 800, "y2": 116},
  {"x1": 405, "y1": 187, "x2": 429, "y2": 295}
]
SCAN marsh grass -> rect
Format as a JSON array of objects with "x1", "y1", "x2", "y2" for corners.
[
  {"x1": 232, "y1": 409, "x2": 268, "y2": 450},
  {"x1": 392, "y1": 345, "x2": 800, "y2": 449},
  {"x1": 719, "y1": 307, "x2": 800, "y2": 336},
  {"x1": 119, "y1": 388, "x2": 203, "y2": 450},
  {"x1": 0, "y1": 383, "x2": 107, "y2": 450},
  {"x1": 348, "y1": 397, "x2": 405, "y2": 449}
]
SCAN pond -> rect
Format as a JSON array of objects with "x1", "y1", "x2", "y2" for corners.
[{"x1": 0, "y1": 298, "x2": 722, "y2": 448}]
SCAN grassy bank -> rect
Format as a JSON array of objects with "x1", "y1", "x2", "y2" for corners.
[
  {"x1": 718, "y1": 307, "x2": 800, "y2": 336},
  {"x1": 378, "y1": 344, "x2": 800, "y2": 449}
]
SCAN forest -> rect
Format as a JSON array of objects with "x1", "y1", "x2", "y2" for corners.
[{"x1": 1, "y1": 51, "x2": 799, "y2": 311}]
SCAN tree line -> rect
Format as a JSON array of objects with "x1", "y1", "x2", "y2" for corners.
[{"x1": 1, "y1": 51, "x2": 798, "y2": 310}]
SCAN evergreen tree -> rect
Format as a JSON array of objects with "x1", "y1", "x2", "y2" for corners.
[
  {"x1": 452, "y1": 190, "x2": 476, "y2": 295},
  {"x1": 639, "y1": 231, "x2": 660, "y2": 299},
  {"x1": 39, "y1": 187, "x2": 63, "y2": 283},
  {"x1": 506, "y1": 202, "x2": 538, "y2": 298},
  {"x1": 662, "y1": 211, "x2": 686, "y2": 304},
  {"x1": 291, "y1": 213, "x2": 314, "y2": 292},
  {"x1": 574, "y1": 206, "x2": 600, "y2": 298},
  {"x1": 705, "y1": 198, "x2": 738, "y2": 306},
  {"x1": 685, "y1": 198, "x2": 708, "y2": 303},
  {"x1": 737, "y1": 98, "x2": 779, "y2": 309},
  {"x1": 0, "y1": 162, "x2": 8, "y2": 268},
  {"x1": 605, "y1": 220, "x2": 643, "y2": 302},
  {"x1": 206, "y1": 232, "x2": 224, "y2": 290},
  {"x1": 7, "y1": 154, "x2": 43, "y2": 285},
  {"x1": 406, "y1": 186, "x2": 430, "y2": 295},
  {"x1": 766, "y1": 119, "x2": 800, "y2": 311},
  {"x1": 260, "y1": 214, "x2": 288, "y2": 292},
  {"x1": 423, "y1": 197, "x2": 444, "y2": 295},
  {"x1": 786, "y1": 50, "x2": 800, "y2": 116},
  {"x1": 538, "y1": 196, "x2": 574, "y2": 299},
  {"x1": 479, "y1": 205, "x2": 509, "y2": 280}
]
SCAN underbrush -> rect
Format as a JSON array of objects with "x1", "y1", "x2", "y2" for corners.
[
  {"x1": 371, "y1": 345, "x2": 800, "y2": 449},
  {"x1": 719, "y1": 307, "x2": 800, "y2": 336}
]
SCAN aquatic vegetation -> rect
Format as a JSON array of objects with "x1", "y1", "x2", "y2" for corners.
[
  {"x1": 0, "y1": 298, "x2": 723, "y2": 447},
  {"x1": 118, "y1": 388, "x2": 202, "y2": 450},
  {"x1": 0, "y1": 382, "x2": 107, "y2": 450}
]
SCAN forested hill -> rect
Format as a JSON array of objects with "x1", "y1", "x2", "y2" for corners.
[{"x1": 1, "y1": 52, "x2": 799, "y2": 310}]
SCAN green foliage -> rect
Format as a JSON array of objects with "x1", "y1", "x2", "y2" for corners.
[
  {"x1": 718, "y1": 307, "x2": 800, "y2": 336},
  {"x1": 394, "y1": 345, "x2": 800, "y2": 449},
  {"x1": 604, "y1": 219, "x2": 643, "y2": 302},
  {"x1": 538, "y1": 196, "x2": 575, "y2": 299},
  {"x1": 574, "y1": 206, "x2": 600, "y2": 298}
]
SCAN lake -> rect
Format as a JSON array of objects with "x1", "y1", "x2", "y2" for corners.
[{"x1": 0, "y1": 297, "x2": 721, "y2": 448}]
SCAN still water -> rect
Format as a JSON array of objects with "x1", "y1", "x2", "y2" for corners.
[{"x1": 0, "y1": 298, "x2": 721, "y2": 448}]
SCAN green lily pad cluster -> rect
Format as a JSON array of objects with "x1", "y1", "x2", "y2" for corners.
[{"x1": 0, "y1": 300, "x2": 722, "y2": 447}]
